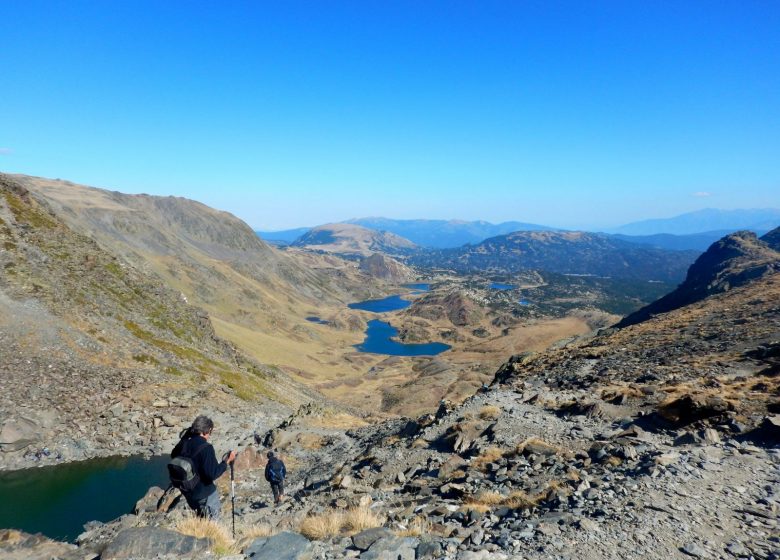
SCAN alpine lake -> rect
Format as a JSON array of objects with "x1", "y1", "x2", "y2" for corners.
[
  {"x1": 0, "y1": 454, "x2": 169, "y2": 542},
  {"x1": 348, "y1": 284, "x2": 451, "y2": 357}
]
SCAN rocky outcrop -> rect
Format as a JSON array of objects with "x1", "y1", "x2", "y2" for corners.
[
  {"x1": 617, "y1": 230, "x2": 780, "y2": 327},
  {"x1": 100, "y1": 527, "x2": 210, "y2": 559},
  {"x1": 358, "y1": 253, "x2": 413, "y2": 282}
]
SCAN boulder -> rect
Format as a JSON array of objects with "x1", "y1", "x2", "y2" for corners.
[
  {"x1": 416, "y1": 540, "x2": 443, "y2": 559},
  {"x1": 0, "y1": 416, "x2": 43, "y2": 452},
  {"x1": 0, "y1": 529, "x2": 76, "y2": 560},
  {"x1": 133, "y1": 486, "x2": 165, "y2": 514},
  {"x1": 101, "y1": 527, "x2": 209, "y2": 559},
  {"x1": 360, "y1": 536, "x2": 418, "y2": 560},
  {"x1": 352, "y1": 527, "x2": 393, "y2": 551},
  {"x1": 245, "y1": 531, "x2": 312, "y2": 560},
  {"x1": 234, "y1": 445, "x2": 267, "y2": 472}
]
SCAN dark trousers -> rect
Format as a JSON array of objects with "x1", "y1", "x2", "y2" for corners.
[{"x1": 271, "y1": 481, "x2": 284, "y2": 503}]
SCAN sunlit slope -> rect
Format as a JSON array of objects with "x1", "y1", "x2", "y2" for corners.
[{"x1": 12, "y1": 174, "x2": 378, "y2": 380}]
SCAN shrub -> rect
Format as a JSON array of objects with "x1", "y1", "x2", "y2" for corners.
[
  {"x1": 299, "y1": 506, "x2": 384, "y2": 540},
  {"x1": 478, "y1": 405, "x2": 501, "y2": 420}
]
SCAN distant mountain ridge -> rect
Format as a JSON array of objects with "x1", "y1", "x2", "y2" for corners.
[
  {"x1": 409, "y1": 230, "x2": 698, "y2": 283},
  {"x1": 612, "y1": 208, "x2": 780, "y2": 236},
  {"x1": 292, "y1": 223, "x2": 417, "y2": 257},
  {"x1": 345, "y1": 217, "x2": 555, "y2": 248}
]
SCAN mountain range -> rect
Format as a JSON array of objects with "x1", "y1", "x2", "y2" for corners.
[
  {"x1": 258, "y1": 208, "x2": 779, "y2": 252},
  {"x1": 608, "y1": 208, "x2": 780, "y2": 236},
  {"x1": 409, "y1": 230, "x2": 699, "y2": 283}
]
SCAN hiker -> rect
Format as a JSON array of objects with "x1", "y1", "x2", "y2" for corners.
[
  {"x1": 169, "y1": 415, "x2": 236, "y2": 519},
  {"x1": 264, "y1": 451, "x2": 287, "y2": 505}
]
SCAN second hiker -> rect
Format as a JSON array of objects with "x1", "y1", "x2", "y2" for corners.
[{"x1": 264, "y1": 450, "x2": 287, "y2": 505}]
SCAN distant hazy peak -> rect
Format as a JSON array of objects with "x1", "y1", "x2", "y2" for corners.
[{"x1": 612, "y1": 208, "x2": 780, "y2": 236}]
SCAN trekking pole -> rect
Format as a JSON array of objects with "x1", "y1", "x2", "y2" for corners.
[{"x1": 230, "y1": 460, "x2": 236, "y2": 539}]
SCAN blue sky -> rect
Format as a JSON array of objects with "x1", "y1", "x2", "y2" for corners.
[{"x1": 2, "y1": 1, "x2": 779, "y2": 230}]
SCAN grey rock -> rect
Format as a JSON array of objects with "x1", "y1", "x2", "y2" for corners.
[
  {"x1": 352, "y1": 527, "x2": 393, "y2": 551},
  {"x1": 245, "y1": 531, "x2": 312, "y2": 560},
  {"x1": 726, "y1": 542, "x2": 750, "y2": 557},
  {"x1": 101, "y1": 527, "x2": 209, "y2": 559},
  {"x1": 416, "y1": 540, "x2": 443, "y2": 559},
  {"x1": 681, "y1": 542, "x2": 708, "y2": 557},
  {"x1": 360, "y1": 536, "x2": 418, "y2": 560}
]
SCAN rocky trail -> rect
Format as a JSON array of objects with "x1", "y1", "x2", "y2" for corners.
[{"x1": 3, "y1": 378, "x2": 777, "y2": 560}]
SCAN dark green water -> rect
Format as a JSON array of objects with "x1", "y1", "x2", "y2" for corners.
[{"x1": 0, "y1": 454, "x2": 169, "y2": 542}]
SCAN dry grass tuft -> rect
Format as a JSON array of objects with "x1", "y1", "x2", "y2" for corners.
[
  {"x1": 470, "y1": 446, "x2": 505, "y2": 471},
  {"x1": 465, "y1": 486, "x2": 552, "y2": 511},
  {"x1": 299, "y1": 513, "x2": 344, "y2": 541},
  {"x1": 514, "y1": 437, "x2": 561, "y2": 456},
  {"x1": 342, "y1": 506, "x2": 384, "y2": 533},
  {"x1": 296, "y1": 432, "x2": 326, "y2": 450},
  {"x1": 394, "y1": 516, "x2": 431, "y2": 537},
  {"x1": 478, "y1": 405, "x2": 502, "y2": 420},
  {"x1": 236, "y1": 523, "x2": 278, "y2": 549},
  {"x1": 304, "y1": 411, "x2": 369, "y2": 429},
  {"x1": 175, "y1": 516, "x2": 235, "y2": 555},
  {"x1": 299, "y1": 506, "x2": 384, "y2": 540}
]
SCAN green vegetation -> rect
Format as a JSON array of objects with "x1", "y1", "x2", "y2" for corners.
[
  {"x1": 3, "y1": 191, "x2": 59, "y2": 229},
  {"x1": 132, "y1": 353, "x2": 159, "y2": 365}
]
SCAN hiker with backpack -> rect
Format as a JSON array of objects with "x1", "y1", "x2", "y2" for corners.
[
  {"x1": 264, "y1": 451, "x2": 286, "y2": 505},
  {"x1": 169, "y1": 415, "x2": 236, "y2": 519}
]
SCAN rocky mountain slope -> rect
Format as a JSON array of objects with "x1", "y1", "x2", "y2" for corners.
[
  {"x1": 8, "y1": 256, "x2": 778, "y2": 559},
  {"x1": 409, "y1": 231, "x2": 699, "y2": 282},
  {"x1": 0, "y1": 174, "x2": 329, "y2": 470},
  {"x1": 7, "y1": 174, "x2": 395, "y2": 396},
  {"x1": 292, "y1": 223, "x2": 418, "y2": 257},
  {"x1": 357, "y1": 253, "x2": 414, "y2": 283},
  {"x1": 617, "y1": 228, "x2": 780, "y2": 327}
]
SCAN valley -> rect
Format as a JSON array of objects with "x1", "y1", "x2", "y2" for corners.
[{"x1": 1, "y1": 172, "x2": 778, "y2": 560}]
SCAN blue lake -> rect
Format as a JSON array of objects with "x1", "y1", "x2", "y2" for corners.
[
  {"x1": 490, "y1": 282, "x2": 515, "y2": 290},
  {"x1": 402, "y1": 283, "x2": 431, "y2": 292},
  {"x1": 355, "y1": 320, "x2": 451, "y2": 356},
  {"x1": 0, "y1": 454, "x2": 170, "y2": 542},
  {"x1": 518, "y1": 300, "x2": 530, "y2": 306},
  {"x1": 306, "y1": 316, "x2": 330, "y2": 325},
  {"x1": 348, "y1": 294, "x2": 412, "y2": 313}
]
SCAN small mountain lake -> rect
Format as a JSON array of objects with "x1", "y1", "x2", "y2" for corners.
[
  {"x1": 348, "y1": 294, "x2": 412, "y2": 313},
  {"x1": 355, "y1": 319, "x2": 451, "y2": 356},
  {"x1": 0, "y1": 454, "x2": 169, "y2": 542},
  {"x1": 490, "y1": 282, "x2": 515, "y2": 290},
  {"x1": 306, "y1": 316, "x2": 330, "y2": 325}
]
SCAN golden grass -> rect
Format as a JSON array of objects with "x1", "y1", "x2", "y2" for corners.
[
  {"x1": 470, "y1": 446, "x2": 504, "y2": 471},
  {"x1": 478, "y1": 405, "x2": 501, "y2": 420},
  {"x1": 465, "y1": 484, "x2": 554, "y2": 512},
  {"x1": 299, "y1": 506, "x2": 384, "y2": 541},
  {"x1": 236, "y1": 524, "x2": 278, "y2": 549},
  {"x1": 303, "y1": 411, "x2": 368, "y2": 429},
  {"x1": 175, "y1": 516, "x2": 235, "y2": 556},
  {"x1": 514, "y1": 437, "x2": 561, "y2": 456},
  {"x1": 296, "y1": 433, "x2": 326, "y2": 450},
  {"x1": 394, "y1": 516, "x2": 431, "y2": 537}
]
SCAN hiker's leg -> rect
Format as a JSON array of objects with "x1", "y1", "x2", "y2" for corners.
[
  {"x1": 202, "y1": 490, "x2": 222, "y2": 520},
  {"x1": 272, "y1": 483, "x2": 281, "y2": 503}
]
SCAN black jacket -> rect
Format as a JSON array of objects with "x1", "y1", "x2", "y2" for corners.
[
  {"x1": 171, "y1": 434, "x2": 227, "y2": 501},
  {"x1": 265, "y1": 457, "x2": 286, "y2": 483}
]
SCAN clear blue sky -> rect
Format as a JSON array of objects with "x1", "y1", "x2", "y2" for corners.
[{"x1": 2, "y1": 1, "x2": 779, "y2": 230}]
